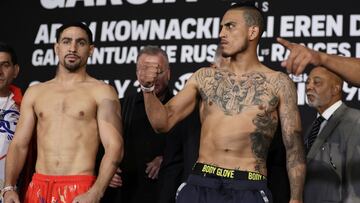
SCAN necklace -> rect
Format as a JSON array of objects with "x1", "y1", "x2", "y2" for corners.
[{"x1": 0, "y1": 94, "x2": 11, "y2": 120}]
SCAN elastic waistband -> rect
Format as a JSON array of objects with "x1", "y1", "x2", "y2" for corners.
[
  {"x1": 192, "y1": 163, "x2": 266, "y2": 181},
  {"x1": 32, "y1": 173, "x2": 96, "y2": 183}
]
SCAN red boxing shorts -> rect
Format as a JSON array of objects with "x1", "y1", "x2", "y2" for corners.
[{"x1": 24, "y1": 173, "x2": 96, "y2": 203}]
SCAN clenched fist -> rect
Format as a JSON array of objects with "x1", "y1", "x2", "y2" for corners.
[{"x1": 137, "y1": 62, "x2": 161, "y2": 88}]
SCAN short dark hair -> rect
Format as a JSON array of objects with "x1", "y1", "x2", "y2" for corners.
[
  {"x1": 0, "y1": 42, "x2": 18, "y2": 65},
  {"x1": 137, "y1": 46, "x2": 169, "y2": 68},
  {"x1": 228, "y1": 1, "x2": 265, "y2": 37},
  {"x1": 56, "y1": 22, "x2": 94, "y2": 45}
]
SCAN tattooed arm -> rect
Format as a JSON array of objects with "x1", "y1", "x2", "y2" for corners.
[
  {"x1": 141, "y1": 68, "x2": 201, "y2": 133},
  {"x1": 276, "y1": 72, "x2": 306, "y2": 203}
]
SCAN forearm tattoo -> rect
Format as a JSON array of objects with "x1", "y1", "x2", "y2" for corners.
[{"x1": 275, "y1": 73, "x2": 305, "y2": 200}]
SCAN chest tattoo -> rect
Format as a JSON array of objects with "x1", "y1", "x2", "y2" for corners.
[{"x1": 197, "y1": 69, "x2": 278, "y2": 115}]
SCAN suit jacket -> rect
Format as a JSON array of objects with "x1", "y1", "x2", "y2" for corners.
[{"x1": 304, "y1": 103, "x2": 360, "y2": 203}]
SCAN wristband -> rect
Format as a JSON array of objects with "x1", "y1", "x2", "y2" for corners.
[
  {"x1": 140, "y1": 84, "x2": 155, "y2": 93},
  {"x1": 1, "y1": 185, "x2": 17, "y2": 198}
]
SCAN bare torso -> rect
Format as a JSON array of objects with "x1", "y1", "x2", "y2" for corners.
[
  {"x1": 32, "y1": 78, "x2": 104, "y2": 175},
  {"x1": 196, "y1": 68, "x2": 280, "y2": 176}
]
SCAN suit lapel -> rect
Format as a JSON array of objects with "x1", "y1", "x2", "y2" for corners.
[{"x1": 307, "y1": 104, "x2": 348, "y2": 161}]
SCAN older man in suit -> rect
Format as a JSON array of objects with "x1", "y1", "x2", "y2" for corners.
[{"x1": 304, "y1": 66, "x2": 360, "y2": 203}]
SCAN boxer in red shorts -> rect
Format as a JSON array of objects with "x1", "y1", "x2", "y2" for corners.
[
  {"x1": 2, "y1": 22, "x2": 123, "y2": 203},
  {"x1": 24, "y1": 174, "x2": 96, "y2": 203}
]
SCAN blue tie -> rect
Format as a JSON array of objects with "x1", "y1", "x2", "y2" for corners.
[{"x1": 306, "y1": 116, "x2": 325, "y2": 153}]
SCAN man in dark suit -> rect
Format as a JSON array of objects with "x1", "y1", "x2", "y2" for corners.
[
  {"x1": 304, "y1": 66, "x2": 360, "y2": 202},
  {"x1": 100, "y1": 45, "x2": 201, "y2": 203}
]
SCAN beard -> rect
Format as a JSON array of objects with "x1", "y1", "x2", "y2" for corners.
[
  {"x1": 64, "y1": 59, "x2": 82, "y2": 73},
  {"x1": 307, "y1": 93, "x2": 328, "y2": 109},
  {"x1": 307, "y1": 99, "x2": 318, "y2": 108},
  {"x1": 222, "y1": 40, "x2": 249, "y2": 58}
]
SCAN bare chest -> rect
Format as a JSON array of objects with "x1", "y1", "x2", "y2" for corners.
[
  {"x1": 34, "y1": 88, "x2": 97, "y2": 121},
  {"x1": 199, "y1": 72, "x2": 279, "y2": 115}
]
